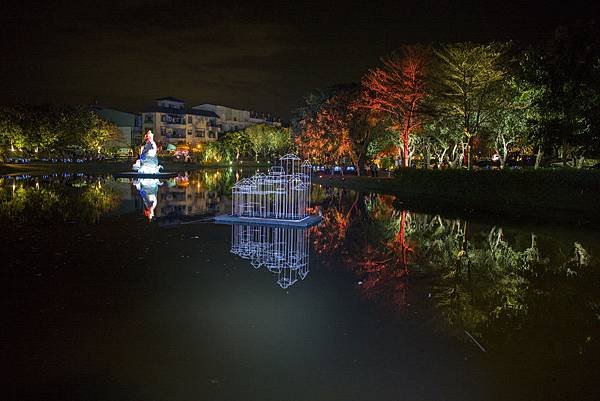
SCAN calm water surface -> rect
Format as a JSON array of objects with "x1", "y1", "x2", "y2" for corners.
[{"x1": 1, "y1": 170, "x2": 599, "y2": 401}]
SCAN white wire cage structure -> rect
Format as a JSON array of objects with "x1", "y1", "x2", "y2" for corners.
[
  {"x1": 231, "y1": 224, "x2": 310, "y2": 289},
  {"x1": 231, "y1": 154, "x2": 312, "y2": 221}
]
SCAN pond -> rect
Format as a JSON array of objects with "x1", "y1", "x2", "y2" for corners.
[{"x1": 1, "y1": 170, "x2": 599, "y2": 401}]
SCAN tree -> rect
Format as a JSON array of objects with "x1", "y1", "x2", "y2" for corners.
[
  {"x1": 221, "y1": 129, "x2": 250, "y2": 162},
  {"x1": 518, "y1": 24, "x2": 600, "y2": 168},
  {"x1": 433, "y1": 42, "x2": 508, "y2": 169},
  {"x1": 486, "y1": 77, "x2": 532, "y2": 169},
  {"x1": 80, "y1": 112, "x2": 121, "y2": 156},
  {"x1": 418, "y1": 116, "x2": 463, "y2": 168},
  {"x1": 296, "y1": 85, "x2": 382, "y2": 174},
  {"x1": 264, "y1": 125, "x2": 292, "y2": 158},
  {"x1": 361, "y1": 45, "x2": 429, "y2": 168},
  {"x1": 0, "y1": 105, "x2": 26, "y2": 159},
  {"x1": 296, "y1": 86, "x2": 355, "y2": 168},
  {"x1": 244, "y1": 124, "x2": 289, "y2": 162}
]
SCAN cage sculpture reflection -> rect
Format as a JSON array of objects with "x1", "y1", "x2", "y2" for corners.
[
  {"x1": 231, "y1": 154, "x2": 312, "y2": 221},
  {"x1": 231, "y1": 224, "x2": 310, "y2": 289}
]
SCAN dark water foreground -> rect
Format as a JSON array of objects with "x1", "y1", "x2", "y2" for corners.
[{"x1": 1, "y1": 171, "x2": 599, "y2": 401}]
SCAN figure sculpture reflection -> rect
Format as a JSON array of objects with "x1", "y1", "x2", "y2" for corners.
[
  {"x1": 132, "y1": 130, "x2": 163, "y2": 174},
  {"x1": 133, "y1": 178, "x2": 161, "y2": 220},
  {"x1": 231, "y1": 224, "x2": 310, "y2": 288}
]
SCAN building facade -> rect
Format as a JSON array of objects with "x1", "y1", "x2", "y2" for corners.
[
  {"x1": 193, "y1": 103, "x2": 282, "y2": 133},
  {"x1": 141, "y1": 97, "x2": 220, "y2": 147},
  {"x1": 192, "y1": 103, "x2": 250, "y2": 132},
  {"x1": 141, "y1": 98, "x2": 282, "y2": 147}
]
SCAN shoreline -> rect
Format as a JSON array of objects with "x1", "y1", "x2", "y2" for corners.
[
  {"x1": 3, "y1": 163, "x2": 599, "y2": 227},
  {"x1": 313, "y1": 170, "x2": 600, "y2": 227},
  {"x1": 0, "y1": 161, "x2": 270, "y2": 176}
]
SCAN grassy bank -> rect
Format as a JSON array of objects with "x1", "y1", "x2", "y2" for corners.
[{"x1": 314, "y1": 169, "x2": 600, "y2": 226}]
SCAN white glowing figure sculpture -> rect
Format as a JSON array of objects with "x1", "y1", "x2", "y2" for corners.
[
  {"x1": 231, "y1": 154, "x2": 312, "y2": 221},
  {"x1": 231, "y1": 224, "x2": 310, "y2": 289},
  {"x1": 133, "y1": 130, "x2": 163, "y2": 174}
]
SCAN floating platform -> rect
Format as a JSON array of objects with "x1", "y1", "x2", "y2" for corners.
[
  {"x1": 214, "y1": 214, "x2": 322, "y2": 228},
  {"x1": 113, "y1": 172, "x2": 178, "y2": 179}
]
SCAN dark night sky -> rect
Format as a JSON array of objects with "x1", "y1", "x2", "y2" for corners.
[{"x1": 1, "y1": 0, "x2": 598, "y2": 117}]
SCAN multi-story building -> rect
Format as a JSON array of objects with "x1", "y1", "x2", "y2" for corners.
[
  {"x1": 141, "y1": 98, "x2": 283, "y2": 147},
  {"x1": 141, "y1": 97, "x2": 220, "y2": 146},
  {"x1": 193, "y1": 104, "x2": 282, "y2": 132},
  {"x1": 192, "y1": 103, "x2": 251, "y2": 132}
]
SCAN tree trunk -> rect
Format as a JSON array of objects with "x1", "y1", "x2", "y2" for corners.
[
  {"x1": 535, "y1": 147, "x2": 543, "y2": 169},
  {"x1": 466, "y1": 140, "x2": 472, "y2": 170},
  {"x1": 357, "y1": 153, "x2": 365, "y2": 176},
  {"x1": 403, "y1": 139, "x2": 409, "y2": 168}
]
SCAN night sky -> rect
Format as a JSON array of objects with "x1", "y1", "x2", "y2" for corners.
[{"x1": 1, "y1": 0, "x2": 598, "y2": 118}]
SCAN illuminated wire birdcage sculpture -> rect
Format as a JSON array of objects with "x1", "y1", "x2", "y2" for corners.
[
  {"x1": 231, "y1": 154, "x2": 312, "y2": 221},
  {"x1": 231, "y1": 224, "x2": 310, "y2": 289}
]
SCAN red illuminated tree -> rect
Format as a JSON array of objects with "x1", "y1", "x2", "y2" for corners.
[
  {"x1": 361, "y1": 45, "x2": 429, "y2": 168},
  {"x1": 296, "y1": 87, "x2": 354, "y2": 167},
  {"x1": 296, "y1": 85, "x2": 382, "y2": 174}
]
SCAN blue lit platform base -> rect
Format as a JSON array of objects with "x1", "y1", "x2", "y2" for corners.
[
  {"x1": 214, "y1": 214, "x2": 322, "y2": 228},
  {"x1": 113, "y1": 172, "x2": 178, "y2": 179}
]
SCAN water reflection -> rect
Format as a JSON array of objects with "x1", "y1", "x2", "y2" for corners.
[
  {"x1": 0, "y1": 174, "x2": 119, "y2": 224},
  {"x1": 313, "y1": 188, "x2": 600, "y2": 369},
  {"x1": 133, "y1": 178, "x2": 161, "y2": 220},
  {"x1": 230, "y1": 224, "x2": 310, "y2": 289},
  {"x1": 131, "y1": 170, "x2": 235, "y2": 223}
]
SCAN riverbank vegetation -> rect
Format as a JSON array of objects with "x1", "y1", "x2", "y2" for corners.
[
  {"x1": 295, "y1": 22, "x2": 600, "y2": 173},
  {"x1": 314, "y1": 168, "x2": 600, "y2": 225},
  {"x1": 196, "y1": 124, "x2": 291, "y2": 164},
  {"x1": 0, "y1": 105, "x2": 121, "y2": 161}
]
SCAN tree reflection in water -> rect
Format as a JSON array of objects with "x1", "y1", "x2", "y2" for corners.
[
  {"x1": 312, "y1": 187, "x2": 599, "y2": 366},
  {"x1": 0, "y1": 175, "x2": 119, "y2": 224}
]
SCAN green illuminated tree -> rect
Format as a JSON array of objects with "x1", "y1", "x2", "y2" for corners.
[
  {"x1": 220, "y1": 129, "x2": 250, "y2": 162},
  {"x1": 433, "y1": 42, "x2": 509, "y2": 169},
  {"x1": 0, "y1": 106, "x2": 27, "y2": 159},
  {"x1": 80, "y1": 111, "x2": 121, "y2": 156},
  {"x1": 245, "y1": 124, "x2": 270, "y2": 161}
]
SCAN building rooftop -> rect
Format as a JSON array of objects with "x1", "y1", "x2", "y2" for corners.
[
  {"x1": 193, "y1": 103, "x2": 248, "y2": 113},
  {"x1": 142, "y1": 106, "x2": 219, "y2": 118},
  {"x1": 155, "y1": 96, "x2": 185, "y2": 103}
]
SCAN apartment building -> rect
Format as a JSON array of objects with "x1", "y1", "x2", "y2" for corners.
[
  {"x1": 193, "y1": 103, "x2": 282, "y2": 132},
  {"x1": 141, "y1": 97, "x2": 220, "y2": 146}
]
